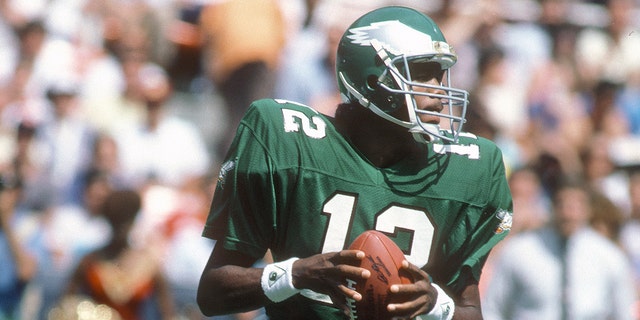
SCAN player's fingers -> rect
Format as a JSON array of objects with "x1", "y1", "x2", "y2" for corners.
[
  {"x1": 328, "y1": 287, "x2": 358, "y2": 318},
  {"x1": 389, "y1": 282, "x2": 423, "y2": 295},
  {"x1": 387, "y1": 298, "x2": 429, "y2": 319},
  {"x1": 337, "y1": 283, "x2": 363, "y2": 301},
  {"x1": 400, "y1": 260, "x2": 430, "y2": 281},
  {"x1": 333, "y1": 249, "x2": 365, "y2": 263},
  {"x1": 335, "y1": 264, "x2": 371, "y2": 280}
]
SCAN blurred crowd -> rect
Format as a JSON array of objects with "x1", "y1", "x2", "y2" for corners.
[{"x1": 0, "y1": 0, "x2": 639, "y2": 319}]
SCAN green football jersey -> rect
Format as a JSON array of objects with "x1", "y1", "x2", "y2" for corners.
[{"x1": 203, "y1": 99, "x2": 513, "y2": 319}]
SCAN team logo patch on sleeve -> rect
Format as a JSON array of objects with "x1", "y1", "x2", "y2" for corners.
[
  {"x1": 217, "y1": 160, "x2": 236, "y2": 190},
  {"x1": 494, "y1": 209, "x2": 513, "y2": 234}
]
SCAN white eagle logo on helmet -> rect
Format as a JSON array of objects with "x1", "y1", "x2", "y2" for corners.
[{"x1": 347, "y1": 20, "x2": 439, "y2": 56}]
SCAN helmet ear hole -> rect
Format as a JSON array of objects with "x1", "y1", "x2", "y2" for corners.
[{"x1": 366, "y1": 75, "x2": 378, "y2": 90}]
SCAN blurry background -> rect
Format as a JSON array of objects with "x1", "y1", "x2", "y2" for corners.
[{"x1": 0, "y1": 0, "x2": 639, "y2": 319}]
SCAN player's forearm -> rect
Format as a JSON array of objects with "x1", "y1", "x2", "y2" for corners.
[
  {"x1": 451, "y1": 285, "x2": 483, "y2": 320},
  {"x1": 451, "y1": 305, "x2": 483, "y2": 320},
  {"x1": 411, "y1": 283, "x2": 480, "y2": 320},
  {"x1": 197, "y1": 265, "x2": 267, "y2": 316}
]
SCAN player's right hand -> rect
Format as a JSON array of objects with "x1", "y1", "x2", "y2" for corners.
[
  {"x1": 291, "y1": 250, "x2": 371, "y2": 315},
  {"x1": 387, "y1": 260, "x2": 437, "y2": 319}
]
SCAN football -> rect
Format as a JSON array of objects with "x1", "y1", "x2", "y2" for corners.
[{"x1": 346, "y1": 230, "x2": 412, "y2": 320}]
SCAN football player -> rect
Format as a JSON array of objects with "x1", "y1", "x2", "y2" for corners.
[{"x1": 197, "y1": 6, "x2": 513, "y2": 320}]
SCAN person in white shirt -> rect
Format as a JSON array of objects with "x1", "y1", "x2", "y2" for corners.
[
  {"x1": 113, "y1": 63, "x2": 210, "y2": 190},
  {"x1": 34, "y1": 169, "x2": 112, "y2": 319},
  {"x1": 482, "y1": 177, "x2": 637, "y2": 320}
]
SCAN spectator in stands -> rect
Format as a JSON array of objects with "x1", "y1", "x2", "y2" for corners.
[
  {"x1": 526, "y1": 24, "x2": 592, "y2": 177},
  {"x1": 157, "y1": 173, "x2": 217, "y2": 319},
  {"x1": 199, "y1": 0, "x2": 286, "y2": 159},
  {"x1": 37, "y1": 79, "x2": 97, "y2": 205},
  {"x1": 112, "y1": 63, "x2": 210, "y2": 190},
  {"x1": 0, "y1": 174, "x2": 37, "y2": 319},
  {"x1": 581, "y1": 134, "x2": 631, "y2": 216},
  {"x1": 274, "y1": 0, "x2": 378, "y2": 116},
  {"x1": 70, "y1": 133, "x2": 128, "y2": 201},
  {"x1": 9, "y1": 121, "x2": 49, "y2": 212},
  {"x1": 574, "y1": 0, "x2": 640, "y2": 89},
  {"x1": 589, "y1": 188, "x2": 626, "y2": 243},
  {"x1": 479, "y1": 164, "x2": 550, "y2": 298},
  {"x1": 482, "y1": 177, "x2": 637, "y2": 320},
  {"x1": 34, "y1": 169, "x2": 112, "y2": 319},
  {"x1": 65, "y1": 189, "x2": 175, "y2": 320},
  {"x1": 620, "y1": 170, "x2": 640, "y2": 316}
]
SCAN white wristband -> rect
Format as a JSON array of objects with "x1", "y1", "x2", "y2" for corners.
[
  {"x1": 421, "y1": 283, "x2": 455, "y2": 320},
  {"x1": 260, "y1": 257, "x2": 301, "y2": 303}
]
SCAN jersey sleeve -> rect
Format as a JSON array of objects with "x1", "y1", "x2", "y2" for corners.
[
  {"x1": 456, "y1": 139, "x2": 513, "y2": 289},
  {"x1": 202, "y1": 100, "x2": 280, "y2": 259},
  {"x1": 427, "y1": 135, "x2": 513, "y2": 294}
]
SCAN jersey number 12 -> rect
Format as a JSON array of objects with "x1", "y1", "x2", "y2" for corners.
[{"x1": 320, "y1": 193, "x2": 434, "y2": 268}]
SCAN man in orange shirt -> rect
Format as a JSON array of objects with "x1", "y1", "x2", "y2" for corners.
[{"x1": 199, "y1": 0, "x2": 287, "y2": 159}]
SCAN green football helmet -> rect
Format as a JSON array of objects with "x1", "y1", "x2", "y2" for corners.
[{"x1": 336, "y1": 6, "x2": 468, "y2": 143}]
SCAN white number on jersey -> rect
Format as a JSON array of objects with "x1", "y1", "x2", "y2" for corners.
[
  {"x1": 281, "y1": 107, "x2": 327, "y2": 139},
  {"x1": 321, "y1": 193, "x2": 434, "y2": 267}
]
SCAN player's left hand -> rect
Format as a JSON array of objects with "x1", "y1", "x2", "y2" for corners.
[{"x1": 386, "y1": 260, "x2": 438, "y2": 319}]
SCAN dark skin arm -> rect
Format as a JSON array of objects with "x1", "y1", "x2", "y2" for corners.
[
  {"x1": 387, "y1": 261, "x2": 483, "y2": 320},
  {"x1": 197, "y1": 244, "x2": 265, "y2": 315},
  {"x1": 197, "y1": 242, "x2": 370, "y2": 317},
  {"x1": 451, "y1": 281, "x2": 482, "y2": 320},
  {"x1": 198, "y1": 244, "x2": 481, "y2": 319}
]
